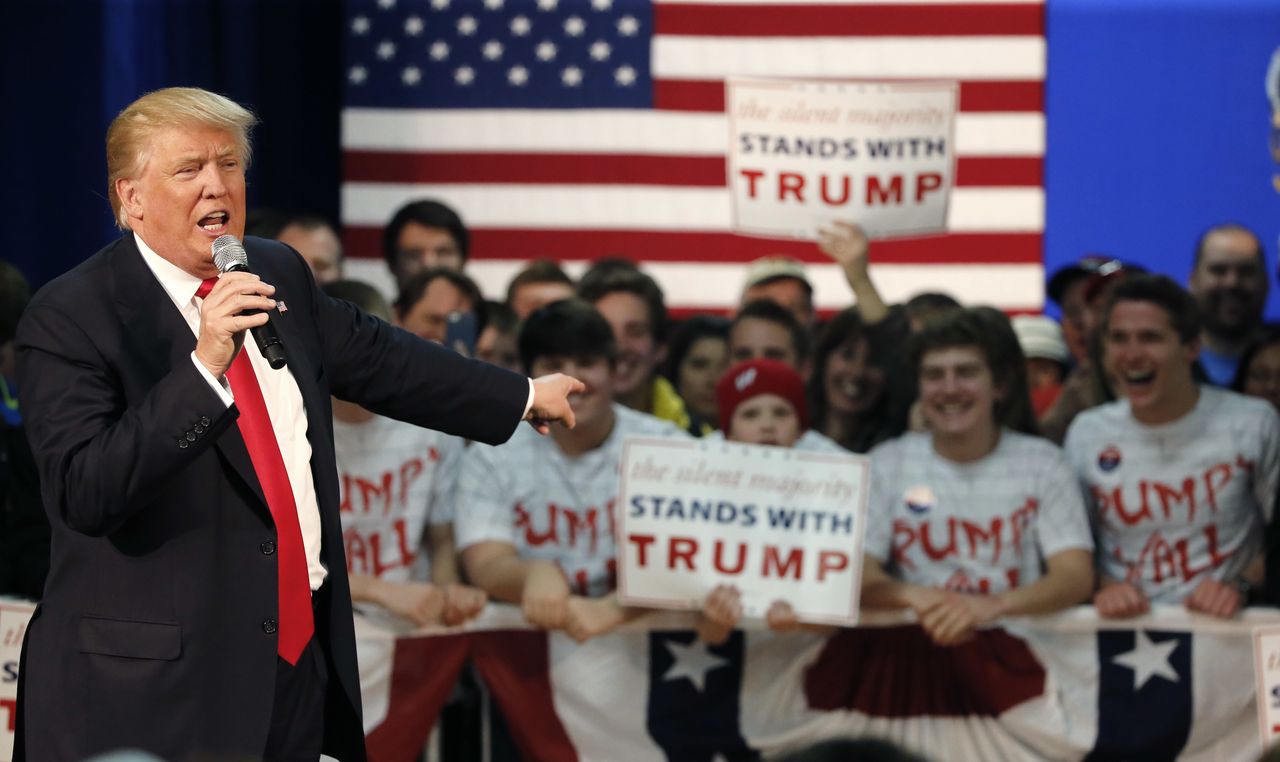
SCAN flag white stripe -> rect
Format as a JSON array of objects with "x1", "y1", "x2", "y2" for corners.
[
  {"x1": 344, "y1": 259, "x2": 1045, "y2": 311},
  {"x1": 652, "y1": 37, "x2": 1045, "y2": 80},
  {"x1": 341, "y1": 184, "x2": 1043, "y2": 232},
  {"x1": 342, "y1": 109, "x2": 1044, "y2": 157}
]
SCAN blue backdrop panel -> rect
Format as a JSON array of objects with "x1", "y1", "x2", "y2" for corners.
[{"x1": 1045, "y1": 0, "x2": 1280, "y2": 318}]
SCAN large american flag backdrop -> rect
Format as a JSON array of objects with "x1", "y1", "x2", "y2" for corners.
[{"x1": 341, "y1": 0, "x2": 1045, "y2": 314}]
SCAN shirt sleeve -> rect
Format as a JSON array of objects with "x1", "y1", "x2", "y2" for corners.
[
  {"x1": 426, "y1": 436, "x2": 462, "y2": 525},
  {"x1": 453, "y1": 440, "x2": 520, "y2": 550},
  {"x1": 1254, "y1": 404, "x2": 1280, "y2": 523},
  {"x1": 189, "y1": 352, "x2": 234, "y2": 407},
  {"x1": 1032, "y1": 444, "x2": 1095, "y2": 558},
  {"x1": 862, "y1": 441, "x2": 898, "y2": 564}
]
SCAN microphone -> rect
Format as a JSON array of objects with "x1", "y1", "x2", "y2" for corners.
[{"x1": 211, "y1": 235, "x2": 288, "y2": 369}]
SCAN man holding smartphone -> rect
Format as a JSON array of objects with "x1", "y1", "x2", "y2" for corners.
[{"x1": 394, "y1": 268, "x2": 484, "y2": 355}]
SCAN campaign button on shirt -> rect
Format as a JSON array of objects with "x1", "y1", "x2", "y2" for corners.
[
  {"x1": 1098, "y1": 446, "x2": 1122, "y2": 472},
  {"x1": 904, "y1": 485, "x2": 936, "y2": 515}
]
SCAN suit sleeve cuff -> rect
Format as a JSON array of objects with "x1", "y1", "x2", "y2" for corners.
[
  {"x1": 191, "y1": 352, "x2": 234, "y2": 408},
  {"x1": 523, "y1": 378, "x2": 535, "y2": 420}
]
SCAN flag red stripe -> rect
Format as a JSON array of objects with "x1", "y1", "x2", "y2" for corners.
[
  {"x1": 655, "y1": 3, "x2": 1044, "y2": 37},
  {"x1": 344, "y1": 152, "x2": 1040, "y2": 187},
  {"x1": 341, "y1": 228, "x2": 1041, "y2": 264},
  {"x1": 655, "y1": 78, "x2": 1043, "y2": 113}
]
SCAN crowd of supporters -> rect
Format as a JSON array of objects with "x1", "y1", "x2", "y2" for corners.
[{"x1": 3, "y1": 196, "x2": 1279, "y2": 757}]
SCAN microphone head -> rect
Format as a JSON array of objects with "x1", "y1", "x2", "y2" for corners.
[{"x1": 211, "y1": 235, "x2": 249, "y2": 273}]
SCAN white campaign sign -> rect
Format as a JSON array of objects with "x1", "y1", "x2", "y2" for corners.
[
  {"x1": 726, "y1": 78, "x2": 958, "y2": 240},
  {"x1": 1255, "y1": 625, "x2": 1280, "y2": 746},
  {"x1": 616, "y1": 438, "x2": 869, "y2": 625},
  {"x1": 0, "y1": 599, "x2": 34, "y2": 762}
]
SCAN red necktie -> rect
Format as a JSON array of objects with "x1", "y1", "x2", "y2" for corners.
[{"x1": 197, "y1": 278, "x2": 314, "y2": 664}]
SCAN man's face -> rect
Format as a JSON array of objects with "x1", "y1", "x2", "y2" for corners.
[
  {"x1": 393, "y1": 222, "x2": 464, "y2": 285},
  {"x1": 917, "y1": 345, "x2": 998, "y2": 439},
  {"x1": 728, "y1": 318, "x2": 802, "y2": 373},
  {"x1": 1189, "y1": 229, "x2": 1267, "y2": 340},
  {"x1": 593, "y1": 291, "x2": 662, "y2": 399},
  {"x1": 1103, "y1": 300, "x2": 1198, "y2": 424},
  {"x1": 476, "y1": 325, "x2": 521, "y2": 373},
  {"x1": 398, "y1": 277, "x2": 473, "y2": 343},
  {"x1": 529, "y1": 353, "x2": 614, "y2": 430},
  {"x1": 742, "y1": 278, "x2": 813, "y2": 328},
  {"x1": 1058, "y1": 278, "x2": 1091, "y2": 364},
  {"x1": 728, "y1": 393, "x2": 801, "y2": 448},
  {"x1": 676, "y1": 336, "x2": 728, "y2": 422},
  {"x1": 510, "y1": 281, "x2": 575, "y2": 319},
  {"x1": 117, "y1": 125, "x2": 246, "y2": 278},
  {"x1": 278, "y1": 223, "x2": 342, "y2": 284}
]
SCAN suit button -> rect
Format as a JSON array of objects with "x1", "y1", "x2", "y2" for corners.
[
  {"x1": 186, "y1": 431, "x2": 197, "y2": 442},
  {"x1": 200, "y1": 416, "x2": 211, "y2": 427},
  {"x1": 178, "y1": 439, "x2": 189, "y2": 449},
  {"x1": 194, "y1": 423, "x2": 205, "y2": 434},
  {"x1": 262, "y1": 619, "x2": 278, "y2": 634},
  {"x1": 260, "y1": 540, "x2": 276, "y2": 555}
]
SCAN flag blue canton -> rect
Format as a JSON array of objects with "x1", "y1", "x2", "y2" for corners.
[{"x1": 344, "y1": 0, "x2": 654, "y2": 109}]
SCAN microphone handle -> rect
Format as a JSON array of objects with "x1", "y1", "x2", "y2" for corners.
[{"x1": 225, "y1": 263, "x2": 288, "y2": 370}]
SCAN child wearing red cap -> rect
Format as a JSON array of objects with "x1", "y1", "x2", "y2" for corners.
[{"x1": 698, "y1": 359, "x2": 817, "y2": 643}]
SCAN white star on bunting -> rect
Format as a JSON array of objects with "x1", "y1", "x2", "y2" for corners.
[
  {"x1": 1113, "y1": 631, "x2": 1180, "y2": 691},
  {"x1": 663, "y1": 639, "x2": 729, "y2": 693}
]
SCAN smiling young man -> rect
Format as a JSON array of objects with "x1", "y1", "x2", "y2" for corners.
[
  {"x1": 860, "y1": 309, "x2": 1095, "y2": 646},
  {"x1": 1065, "y1": 275, "x2": 1280, "y2": 619},
  {"x1": 455, "y1": 299, "x2": 686, "y2": 641}
]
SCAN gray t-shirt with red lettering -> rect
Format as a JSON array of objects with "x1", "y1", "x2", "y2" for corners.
[
  {"x1": 865, "y1": 430, "x2": 1093, "y2": 593},
  {"x1": 1065, "y1": 386, "x2": 1280, "y2": 603},
  {"x1": 455, "y1": 404, "x2": 686, "y2": 597}
]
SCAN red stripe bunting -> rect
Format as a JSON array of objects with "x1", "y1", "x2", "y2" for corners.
[
  {"x1": 344, "y1": 152, "x2": 1040, "y2": 187},
  {"x1": 341, "y1": 228, "x2": 1041, "y2": 265},
  {"x1": 655, "y1": 3, "x2": 1044, "y2": 37}
]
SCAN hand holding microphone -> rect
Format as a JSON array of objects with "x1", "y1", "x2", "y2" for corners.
[{"x1": 193, "y1": 237, "x2": 289, "y2": 378}]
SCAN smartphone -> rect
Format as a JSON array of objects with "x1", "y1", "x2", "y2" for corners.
[{"x1": 445, "y1": 311, "x2": 478, "y2": 357}]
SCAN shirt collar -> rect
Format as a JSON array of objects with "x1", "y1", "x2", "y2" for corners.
[{"x1": 134, "y1": 232, "x2": 206, "y2": 310}]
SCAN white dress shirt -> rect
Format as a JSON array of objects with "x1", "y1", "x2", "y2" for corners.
[{"x1": 135, "y1": 235, "x2": 328, "y2": 590}]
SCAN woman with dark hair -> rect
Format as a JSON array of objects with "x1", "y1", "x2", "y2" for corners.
[
  {"x1": 1232, "y1": 324, "x2": 1280, "y2": 412},
  {"x1": 806, "y1": 307, "x2": 910, "y2": 453},
  {"x1": 662, "y1": 315, "x2": 730, "y2": 435},
  {"x1": 859, "y1": 308, "x2": 1093, "y2": 646}
]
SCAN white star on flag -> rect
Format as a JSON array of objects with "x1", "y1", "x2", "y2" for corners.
[
  {"x1": 589, "y1": 40, "x2": 611, "y2": 61},
  {"x1": 535, "y1": 41, "x2": 557, "y2": 61},
  {"x1": 484, "y1": 0, "x2": 504, "y2": 9},
  {"x1": 376, "y1": 0, "x2": 395, "y2": 9},
  {"x1": 404, "y1": 16, "x2": 423, "y2": 36},
  {"x1": 562, "y1": 66, "x2": 583, "y2": 86},
  {"x1": 663, "y1": 639, "x2": 729, "y2": 693},
  {"x1": 457, "y1": 15, "x2": 477, "y2": 35},
  {"x1": 510, "y1": 15, "x2": 531, "y2": 35},
  {"x1": 348, "y1": 66, "x2": 368, "y2": 84},
  {"x1": 483, "y1": 40, "x2": 504, "y2": 60},
  {"x1": 536, "y1": 0, "x2": 557, "y2": 10},
  {"x1": 454, "y1": 66, "x2": 475, "y2": 85},
  {"x1": 429, "y1": 41, "x2": 450, "y2": 61},
  {"x1": 614, "y1": 65, "x2": 635, "y2": 86},
  {"x1": 376, "y1": 41, "x2": 396, "y2": 60},
  {"x1": 564, "y1": 15, "x2": 585, "y2": 36},
  {"x1": 617, "y1": 15, "x2": 638, "y2": 36},
  {"x1": 1113, "y1": 630, "x2": 1180, "y2": 691},
  {"x1": 350, "y1": 16, "x2": 370, "y2": 35},
  {"x1": 591, "y1": 0, "x2": 612, "y2": 9},
  {"x1": 508, "y1": 65, "x2": 529, "y2": 86},
  {"x1": 430, "y1": 0, "x2": 449, "y2": 9},
  {"x1": 401, "y1": 67, "x2": 421, "y2": 85}
]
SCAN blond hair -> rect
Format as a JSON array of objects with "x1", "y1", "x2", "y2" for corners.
[{"x1": 106, "y1": 87, "x2": 258, "y2": 230}]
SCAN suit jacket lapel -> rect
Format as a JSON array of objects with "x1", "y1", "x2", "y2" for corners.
[{"x1": 109, "y1": 237, "x2": 269, "y2": 512}]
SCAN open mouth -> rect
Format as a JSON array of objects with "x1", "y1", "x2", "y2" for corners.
[
  {"x1": 198, "y1": 211, "x2": 229, "y2": 233},
  {"x1": 1122, "y1": 370, "x2": 1156, "y2": 389}
]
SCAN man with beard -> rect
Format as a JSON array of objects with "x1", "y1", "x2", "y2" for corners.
[{"x1": 1188, "y1": 223, "x2": 1268, "y2": 386}]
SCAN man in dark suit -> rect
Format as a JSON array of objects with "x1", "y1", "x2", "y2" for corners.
[{"x1": 14, "y1": 87, "x2": 580, "y2": 760}]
